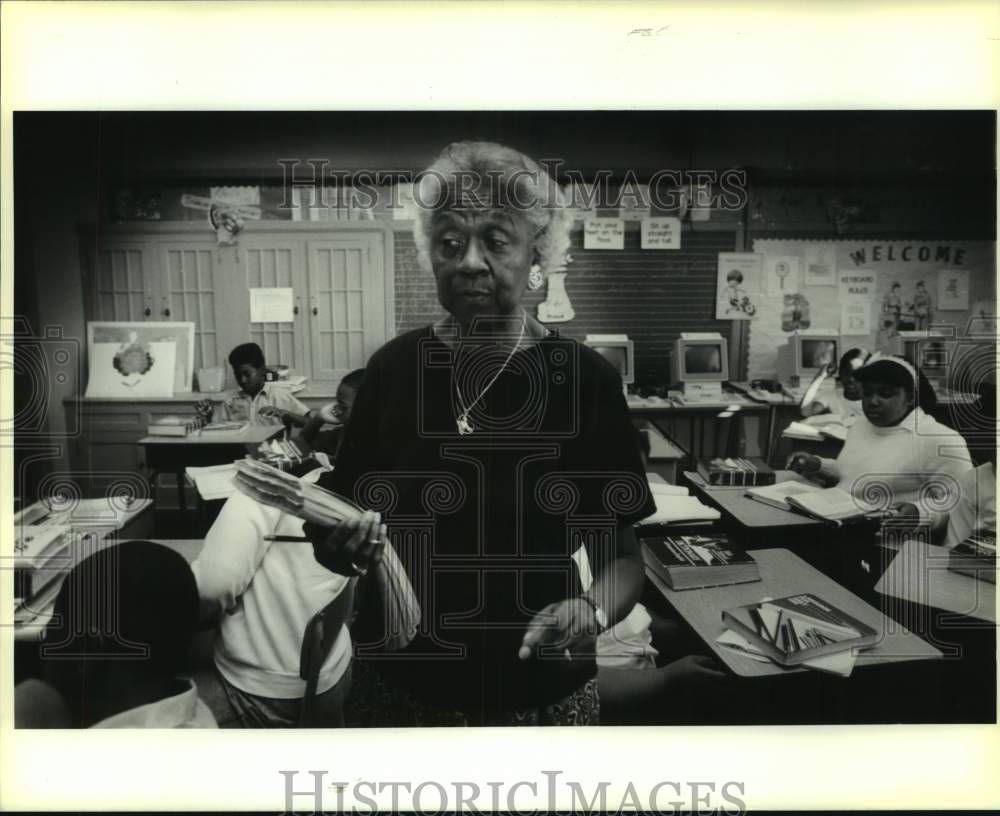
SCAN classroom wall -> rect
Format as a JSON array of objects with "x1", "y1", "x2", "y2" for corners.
[
  {"x1": 14, "y1": 115, "x2": 102, "y2": 479},
  {"x1": 393, "y1": 225, "x2": 740, "y2": 386},
  {"x1": 747, "y1": 239, "x2": 996, "y2": 380}
]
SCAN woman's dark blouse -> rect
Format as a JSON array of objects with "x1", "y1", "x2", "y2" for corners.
[{"x1": 323, "y1": 326, "x2": 655, "y2": 712}]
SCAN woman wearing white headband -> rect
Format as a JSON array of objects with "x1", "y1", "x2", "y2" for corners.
[{"x1": 788, "y1": 353, "x2": 973, "y2": 528}]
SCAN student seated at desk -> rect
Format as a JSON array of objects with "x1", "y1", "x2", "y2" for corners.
[
  {"x1": 801, "y1": 347, "x2": 870, "y2": 425},
  {"x1": 295, "y1": 368, "x2": 364, "y2": 459},
  {"x1": 15, "y1": 541, "x2": 216, "y2": 728},
  {"x1": 788, "y1": 354, "x2": 973, "y2": 516},
  {"x1": 198, "y1": 342, "x2": 313, "y2": 428},
  {"x1": 191, "y1": 464, "x2": 355, "y2": 727},
  {"x1": 897, "y1": 389, "x2": 996, "y2": 546}
]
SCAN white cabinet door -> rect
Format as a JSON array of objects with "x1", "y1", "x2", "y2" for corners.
[
  {"x1": 156, "y1": 240, "x2": 225, "y2": 372},
  {"x1": 239, "y1": 239, "x2": 308, "y2": 375},
  {"x1": 90, "y1": 241, "x2": 155, "y2": 322},
  {"x1": 306, "y1": 234, "x2": 388, "y2": 384}
]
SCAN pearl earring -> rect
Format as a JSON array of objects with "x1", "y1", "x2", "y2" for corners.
[{"x1": 528, "y1": 264, "x2": 544, "y2": 291}]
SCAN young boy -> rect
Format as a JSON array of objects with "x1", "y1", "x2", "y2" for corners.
[
  {"x1": 204, "y1": 342, "x2": 313, "y2": 427},
  {"x1": 295, "y1": 369, "x2": 364, "y2": 459},
  {"x1": 15, "y1": 541, "x2": 216, "y2": 728}
]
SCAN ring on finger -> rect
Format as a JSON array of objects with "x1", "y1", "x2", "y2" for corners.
[{"x1": 350, "y1": 560, "x2": 368, "y2": 577}]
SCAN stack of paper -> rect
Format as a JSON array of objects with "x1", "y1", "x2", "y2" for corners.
[
  {"x1": 232, "y1": 459, "x2": 420, "y2": 652},
  {"x1": 269, "y1": 376, "x2": 307, "y2": 393},
  {"x1": 185, "y1": 464, "x2": 239, "y2": 501}
]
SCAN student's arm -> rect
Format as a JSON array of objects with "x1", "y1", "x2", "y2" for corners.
[
  {"x1": 915, "y1": 437, "x2": 975, "y2": 534},
  {"x1": 786, "y1": 451, "x2": 839, "y2": 486},
  {"x1": 296, "y1": 411, "x2": 328, "y2": 447},
  {"x1": 263, "y1": 391, "x2": 314, "y2": 428},
  {"x1": 191, "y1": 491, "x2": 279, "y2": 625}
]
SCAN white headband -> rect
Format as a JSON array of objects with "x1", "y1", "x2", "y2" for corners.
[{"x1": 858, "y1": 352, "x2": 918, "y2": 390}]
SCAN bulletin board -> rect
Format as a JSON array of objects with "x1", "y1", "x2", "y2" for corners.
[{"x1": 747, "y1": 239, "x2": 996, "y2": 379}]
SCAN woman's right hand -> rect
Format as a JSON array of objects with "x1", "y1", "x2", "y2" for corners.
[
  {"x1": 303, "y1": 511, "x2": 386, "y2": 578},
  {"x1": 786, "y1": 451, "x2": 821, "y2": 476}
]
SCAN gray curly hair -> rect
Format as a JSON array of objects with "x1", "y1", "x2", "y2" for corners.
[{"x1": 410, "y1": 141, "x2": 572, "y2": 276}]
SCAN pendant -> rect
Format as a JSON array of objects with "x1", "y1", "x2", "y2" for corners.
[{"x1": 456, "y1": 414, "x2": 474, "y2": 435}]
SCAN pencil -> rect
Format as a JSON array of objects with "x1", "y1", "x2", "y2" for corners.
[{"x1": 263, "y1": 535, "x2": 310, "y2": 542}]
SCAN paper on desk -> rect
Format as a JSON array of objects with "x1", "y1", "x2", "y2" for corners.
[
  {"x1": 716, "y1": 629, "x2": 772, "y2": 663},
  {"x1": 647, "y1": 481, "x2": 689, "y2": 497},
  {"x1": 185, "y1": 464, "x2": 239, "y2": 501},
  {"x1": 783, "y1": 421, "x2": 825, "y2": 441},
  {"x1": 641, "y1": 494, "x2": 720, "y2": 525}
]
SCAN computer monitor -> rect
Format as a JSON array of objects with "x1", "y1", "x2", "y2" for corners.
[
  {"x1": 670, "y1": 335, "x2": 729, "y2": 384},
  {"x1": 776, "y1": 331, "x2": 840, "y2": 381},
  {"x1": 900, "y1": 332, "x2": 950, "y2": 387},
  {"x1": 584, "y1": 335, "x2": 635, "y2": 386}
]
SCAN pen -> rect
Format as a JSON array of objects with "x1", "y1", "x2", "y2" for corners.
[{"x1": 263, "y1": 535, "x2": 310, "y2": 542}]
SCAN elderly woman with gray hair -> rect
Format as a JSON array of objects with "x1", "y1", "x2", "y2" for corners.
[{"x1": 305, "y1": 141, "x2": 656, "y2": 725}]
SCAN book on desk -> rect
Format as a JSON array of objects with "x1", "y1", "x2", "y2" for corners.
[
  {"x1": 783, "y1": 420, "x2": 849, "y2": 443},
  {"x1": 643, "y1": 532, "x2": 760, "y2": 590},
  {"x1": 722, "y1": 593, "x2": 879, "y2": 668},
  {"x1": 697, "y1": 457, "x2": 775, "y2": 487},
  {"x1": 744, "y1": 481, "x2": 877, "y2": 525},
  {"x1": 948, "y1": 530, "x2": 996, "y2": 583},
  {"x1": 147, "y1": 414, "x2": 207, "y2": 437}
]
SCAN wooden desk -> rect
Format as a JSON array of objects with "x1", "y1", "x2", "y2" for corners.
[
  {"x1": 628, "y1": 395, "x2": 770, "y2": 460},
  {"x1": 875, "y1": 539, "x2": 996, "y2": 624},
  {"x1": 683, "y1": 470, "x2": 825, "y2": 531},
  {"x1": 645, "y1": 547, "x2": 943, "y2": 677},
  {"x1": 139, "y1": 425, "x2": 280, "y2": 511}
]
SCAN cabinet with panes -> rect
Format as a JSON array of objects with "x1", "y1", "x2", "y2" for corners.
[
  {"x1": 73, "y1": 222, "x2": 394, "y2": 500},
  {"x1": 81, "y1": 221, "x2": 394, "y2": 388}
]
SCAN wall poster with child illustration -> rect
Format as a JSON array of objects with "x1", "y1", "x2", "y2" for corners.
[
  {"x1": 715, "y1": 253, "x2": 762, "y2": 320},
  {"x1": 746, "y1": 239, "x2": 995, "y2": 379}
]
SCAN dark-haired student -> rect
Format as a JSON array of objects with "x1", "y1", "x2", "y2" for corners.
[
  {"x1": 801, "y1": 347, "x2": 870, "y2": 424},
  {"x1": 197, "y1": 342, "x2": 313, "y2": 428},
  {"x1": 788, "y1": 354, "x2": 973, "y2": 518},
  {"x1": 15, "y1": 541, "x2": 216, "y2": 728},
  {"x1": 295, "y1": 369, "x2": 364, "y2": 459}
]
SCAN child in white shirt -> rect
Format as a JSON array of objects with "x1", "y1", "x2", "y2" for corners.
[{"x1": 788, "y1": 354, "x2": 973, "y2": 518}]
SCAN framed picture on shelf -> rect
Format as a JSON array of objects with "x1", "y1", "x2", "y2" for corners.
[{"x1": 86, "y1": 321, "x2": 195, "y2": 396}]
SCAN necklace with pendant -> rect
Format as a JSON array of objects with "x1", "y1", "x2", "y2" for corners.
[{"x1": 454, "y1": 310, "x2": 527, "y2": 435}]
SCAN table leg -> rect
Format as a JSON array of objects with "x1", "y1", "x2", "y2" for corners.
[{"x1": 765, "y1": 406, "x2": 779, "y2": 465}]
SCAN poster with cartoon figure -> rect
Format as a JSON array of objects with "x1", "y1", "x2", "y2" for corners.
[
  {"x1": 911, "y1": 279, "x2": 934, "y2": 328},
  {"x1": 780, "y1": 293, "x2": 811, "y2": 332},
  {"x1": 938, "y1": 269, "x2": 970, "y2": 310},
  {"x1": 715, "y1": 253, "x2": 762, "y2": 320}
]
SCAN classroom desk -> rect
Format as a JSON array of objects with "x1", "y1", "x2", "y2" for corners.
[
  {"x1": 875, "y1": 539, "x2": 996, "y2": 624},
  {"x1": 682, "y1": 469, "x2": 824, "y2": 532},
  {"x1": 139, "y1": 424, "x2": 281, "y2": 511},
  {"x1": 628, "y1": 395, "x2": 770, "y2": 460},
  {"x1": 645, "y1": 547, "x2": 943, "y2": 678},
  {"x1": 13, "y1": 506, "x2": 160, "y2": 644}
]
